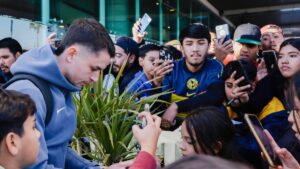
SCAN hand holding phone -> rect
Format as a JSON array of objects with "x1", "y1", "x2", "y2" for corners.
[
  {"x1": 216, "y1": 24, "x2": 231, "y2": 43},
  {"x1": 244, "y1": 114, "x2": 282, "y2": 167},
  {"x1": 132, "y1": 111, "x2": 162, "y2": 156},
  {"x1": 262, "y1": 50, "x2": 278, "y2": 74},
  {"x1": 138, "y1": 13, "x2": 152, "y2": 34},
  {"x1": 227, "y1": 60, "x2": 251, "y2": 87},
  {"x1": 141, "y1": 104, "x2": 150, "y2": 128}
]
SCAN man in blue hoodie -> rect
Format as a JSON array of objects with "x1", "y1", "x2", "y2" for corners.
[{"x1": 5, "y1": 18, "x2": 117, "y2": 169}]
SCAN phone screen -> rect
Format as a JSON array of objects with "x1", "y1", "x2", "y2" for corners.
[
  {"x1": 216, "y1": 24, "x2": 230, "y2": 42},
  {"x1": 244, "y1": 114, "x2": 281, "y2": 167},
  {"x1": 262, "y1": 50, "x2": 278, "y2": 74},
  {"x1": 139, "y1": 13, "x2": 152, "y2": 34},
  {"x1": 227, "y1": 60, "x2": 251, "y2": 87}
]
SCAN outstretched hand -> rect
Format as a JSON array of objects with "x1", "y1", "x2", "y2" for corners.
[
  {"x1": 132, "y1": 19, "x2": 148, "y2": 44},
  {"x1": 132, "y1": 112, "x2": 162, "y2": 156},
  {"x1": 264, "y1": 130, "x2": 300, "y2": 169}
]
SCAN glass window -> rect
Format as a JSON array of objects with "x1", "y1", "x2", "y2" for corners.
[
  {"x1": 50, "y1": 0, "x2": 98, "y2": 24},
  {"x1": 140, "y1": 1, "x2": 160, "y2": 42},
  {"x1": 105, "y1": 0, "x2": 135, "y2": 38},
  {"x1": 0, "y1": 0, "x2": 41, "y2": 21}
]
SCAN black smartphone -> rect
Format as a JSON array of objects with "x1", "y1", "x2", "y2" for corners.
[
  {"x1": 244, "y1": 114, "x2": 282, "y2": 167},
  {"x1": 262, "y1": 50, "x2": 278, "y2": 74},
  {"x1": 216, "y1": 24, "x2": 230, "y2": 43},
  {"x1": 54, "y1": 39, "x2": 61, "y2": 48},
  {"x1": 159, "y1": 47, "x2": 173, "y2": 61},
  {"x1": 227, "y1": 60, "x2": 251, "y2": 87},
  {"x1": 139, "y1": 13, "x2": 152, "y2": 34}
]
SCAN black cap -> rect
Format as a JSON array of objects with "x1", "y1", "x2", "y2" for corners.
[
  {"x1": 234, "y1": 23, "x2": 261, "y2": 45},
  {"x1": 115, "y1": 36, "x2": 139, "y2": 57}
]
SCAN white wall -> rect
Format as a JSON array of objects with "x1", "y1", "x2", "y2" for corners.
[{"x1": 0, "y1": 15, "x2": 47, "y2": 50}]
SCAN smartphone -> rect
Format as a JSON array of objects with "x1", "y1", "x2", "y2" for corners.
[
  {"x1": 227, "y1": 60, "x2": 251, "y2": 87},
  {"x1": 159, "y1": 47, "x2": 173, "y2": 61},
  {"x1": 139, "y1": 13, "x2": 152, "y2": 34},
  {"x1": 140, "y1": 104, "x2": 150, "y2": 128},
  {"x1": 262, "y1": 50, "x2": 278, "y2": 74},
  {"x1": 244, "y1": 114, "x2": 282, "y2": 167},
  {"x1": 215, "y1": 24, "x2": 230, "y2": 42}
]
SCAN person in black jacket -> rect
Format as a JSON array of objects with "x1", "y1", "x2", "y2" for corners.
[
  {"x1": 0, "y1": 37, "x2": 23, "y2": 83},
  {"x1": 112, "y1": 36, "x2": 141, "y2": 93}
]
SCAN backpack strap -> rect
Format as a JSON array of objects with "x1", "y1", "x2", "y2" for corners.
[{"x1": 2, "y1": 73, "x2": 54, "y2": 127}]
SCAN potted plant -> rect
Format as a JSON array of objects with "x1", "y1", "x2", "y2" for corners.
[{"x1": 73, "y1": 62, "x2": 167, "y2": 166}]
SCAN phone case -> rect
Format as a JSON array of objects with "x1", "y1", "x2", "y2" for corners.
[
  {"x1": 216, "y1": 24, "x2": 230, "y2": 42},
  {"x1": 139, "y1": 13, "x2": 152, "y2": 33},
  {"x1": 244, "y1": 114, "x2": 280, "y2": 167},
  {"x1": 262, "y1": 50, "x2": 278, "y2": 73},
  {"x1": 227, "y1": 60, "x2": 251, "y2": 87},
  {"x1": 159, "y1": 48, "x2": 173, "y2": 61}
]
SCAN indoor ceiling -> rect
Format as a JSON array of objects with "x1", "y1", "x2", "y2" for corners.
[{"x1": 198, "y1": 0, "x2": 300, "y2": 37}]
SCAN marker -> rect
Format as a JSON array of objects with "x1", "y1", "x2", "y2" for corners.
[{"x1": 227, "y1": 98, "x2": 235, "y2": 106}]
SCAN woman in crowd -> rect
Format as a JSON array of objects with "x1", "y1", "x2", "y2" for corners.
[
  {"x1": 266, "y1": 71, "x2": 300, "y2": 169},
  {"x1": 232, "y1": 38, "x2": 300, "y2": 116},
  {"x1": 228, "y1": 38, "x2": 300, "y2": 167},
  {"x1": 179, "y1": 106, "x2": 243, "y2": 163}
]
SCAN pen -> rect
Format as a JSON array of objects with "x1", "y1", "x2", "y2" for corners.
[{"x1": 227, "y1": 98, "x2": 235, "y2": 106}]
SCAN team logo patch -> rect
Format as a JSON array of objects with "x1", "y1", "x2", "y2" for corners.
[{"x1": 186, "y1": 78, "x2": 199, "y2": 90}]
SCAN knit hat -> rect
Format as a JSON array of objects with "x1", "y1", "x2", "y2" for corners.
[{"x1": 115, "y1": 36, "x2": 139, "y2": 57}]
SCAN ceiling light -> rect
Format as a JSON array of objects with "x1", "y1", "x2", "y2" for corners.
[
  {"x1": 280, "y1": 7, "x2": 300, "y2": 12},
  {"x1": 169, "y1": 8, "x2": 176, "y2": 12}
]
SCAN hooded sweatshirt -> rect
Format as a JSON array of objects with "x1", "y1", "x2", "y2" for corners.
[{"x1": 7, "y1": 45, "x2": 99, "y2": 169}]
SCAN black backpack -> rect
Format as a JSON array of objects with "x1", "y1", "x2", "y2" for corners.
[{"x1": 2, "y1": 73, "x2": 54, "y2": 127}]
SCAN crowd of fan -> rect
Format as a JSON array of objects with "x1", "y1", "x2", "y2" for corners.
[{"x1": 0, "y1": 17, "x2": 300, "y2": 169}]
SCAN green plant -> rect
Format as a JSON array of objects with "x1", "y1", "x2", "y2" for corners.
[{"x1": 73, "y1": 62, "x2": 168, "y2": 166}]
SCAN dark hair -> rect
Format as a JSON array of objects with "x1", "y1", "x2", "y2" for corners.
[
  {"x1": 286, "y1": 71, "x2": 300, "y2": 139},
  {"x1": 139, "y1": 44, "x2": 161, "y2": 58},
  {"x1": 115, "y1": 36, "x2": 141, "y2": 70},
  {"x1": 179, "y1": 23, "x2": 211, "y2": 45},
  {"x1": 58, "y1": 18, "x2": 115, "y2": 57},
  {"x1": 280, "y1": 38, "x2": 300, "y2": 109},
  {"x1": 279, "y1": 38, "x2": 300, "y2": 52},
  {"x1": 0, "y1": 89, "x2": 36, "y2": 143},
  {"x1": 184, "y1": 106, "x2": 240, "y2": 162},
  {"x1": 115, "y1": 36, "x2": 139, "y2": 58},
  {"x1": 0, "y1": 37, "x2": 23, "y2": 56},
  {"x1": 222, "y1": 59, "x2": 257, "y2": 81},
  {"x1": 294, "y1": 71, "x2": 300, "y2": 101},
  {"x1": 164, "y1": 155, "x2": 252, "y2": 169}
]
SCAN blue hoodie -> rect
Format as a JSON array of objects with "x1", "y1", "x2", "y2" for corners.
[{"x1": 7, "y1": 45, "x2": 99, "y2": 169}]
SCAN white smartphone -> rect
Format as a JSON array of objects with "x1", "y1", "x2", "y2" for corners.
[
  {"x1": 215, "y1": 24, "x2": 230, "y2": 42},
  {"x1": 139, "y1": 13, "x2": 152, "y2": 34}
]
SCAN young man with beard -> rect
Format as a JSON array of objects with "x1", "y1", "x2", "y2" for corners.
[
  {"x1": 4, "y1": 18, "x2": 133, "y2": 169},
  {"x1": 112, "y1": 36, "x2": 141, "y2": 94},
  {"x1": 0, "y1": 38, "x2": 23, "y2": 83},
  {"x1": 154, "y1": 23, "x2": 224, "y2": 126}
]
